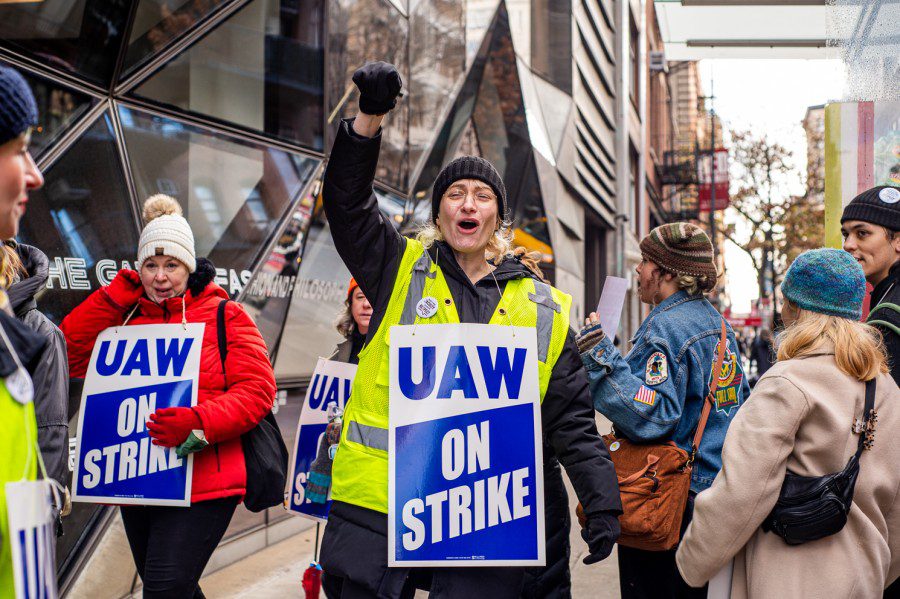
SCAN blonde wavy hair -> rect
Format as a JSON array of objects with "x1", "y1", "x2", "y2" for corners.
[
  {"x1": 675, "y1": 274, "x2": 712, "y2": 296},
  {"x1": 334, "y1": 298, "x2": 355, "y2": 338},
  {"x1": 777, "y1": 302, "x2": 888, "y2": 381},
  {"x1": 0, "y1": 244, "x2": 25, "y2": 290}
]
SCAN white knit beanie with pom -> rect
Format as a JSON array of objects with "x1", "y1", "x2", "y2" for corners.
[{"x1": 136, "y1": 195, "x2": 197, "y2": 273}]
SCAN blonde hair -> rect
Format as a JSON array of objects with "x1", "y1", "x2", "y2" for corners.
[
  {"x1": 334, "y1": 298, "x2": 355, "y2": 338},
  {"x1": 415, "y1": 220, "x2": 514, "y2": 263},
  {"x1": 676, "y1": 274, "x2": 705, "y2": 296},
  {"x1": 777, "y1": 305, "x2": 888, "y2": 381},
  {"x1": 0, "y1": 244, "x2": 25, "y2": 290}
]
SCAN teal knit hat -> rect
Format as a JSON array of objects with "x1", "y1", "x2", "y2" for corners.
[{"x1": 781, "y1": 248, "x2": 866, "y2": 320}]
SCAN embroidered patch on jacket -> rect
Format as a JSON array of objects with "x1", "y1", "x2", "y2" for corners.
[
  {"x1": 645, "y1": 352, "x2": 668, "y2": 386},
  {"x1": 708, "y1": 339, "x2": 744, "y2": 415},
  {"x1": 634, "y1": 386, "x2": 657, "y2": 406}
]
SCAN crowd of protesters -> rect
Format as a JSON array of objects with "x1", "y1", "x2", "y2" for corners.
[{"x1": 1, "y1": 57, "x2": 899, "y2": 599}]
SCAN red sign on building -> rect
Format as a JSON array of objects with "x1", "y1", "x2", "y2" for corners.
[{"x1": 698, "y1": 148, "x2": 730, "y2": 211}]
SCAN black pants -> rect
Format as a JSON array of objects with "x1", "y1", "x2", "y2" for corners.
[
  {"x1": 618, "y1": 491, "x2": 707, "y2": 599},
  {"x1": 323, "y1": 567, "x2": 525, "y2": 599},
  {"x1": 121, "y1": 496, "x2": 239, "y2": 598}
]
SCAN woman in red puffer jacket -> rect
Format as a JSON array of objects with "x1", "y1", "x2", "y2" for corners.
[{"x1": 61, "y1": 195, "x2": 276, "y2": 599}]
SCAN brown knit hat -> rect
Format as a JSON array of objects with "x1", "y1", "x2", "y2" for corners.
[{"x1": 639, "y1": 223, "x2": 717, "y2": 291}]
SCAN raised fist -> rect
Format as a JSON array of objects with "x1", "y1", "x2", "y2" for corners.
[
  {"x1": 352, "y1": 61, "x2": 403, "y2": 116},
  {"x1": 105, "y1": 269, "x2": 144, "y2": 309}
]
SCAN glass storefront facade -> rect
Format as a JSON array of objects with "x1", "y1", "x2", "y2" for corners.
[{"x1": 1, "y1": 0, "x2": 560, "y2": 591}]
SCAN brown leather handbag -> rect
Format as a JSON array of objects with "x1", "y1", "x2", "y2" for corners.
[{"x1": 579, "y1": 320, "x2": 728, "y2": 551}]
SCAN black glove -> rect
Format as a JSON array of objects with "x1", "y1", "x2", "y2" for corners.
[
  {"x1": 352, "y1": 61, "x2": 403, "y2": 115},
  {"x1": 581, "y1": 511, "x2": 620, "y2": 565}
]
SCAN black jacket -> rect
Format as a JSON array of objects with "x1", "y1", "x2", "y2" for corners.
[
  {"x1": 319, "y1": 119, "x2": 620, "y2": 596},
  {"x1": 7, "y1": 243, "x2": 70, "y2": 488},
  {"x1": 869, "y1": 261, "x2": 900, "y2": 387}
]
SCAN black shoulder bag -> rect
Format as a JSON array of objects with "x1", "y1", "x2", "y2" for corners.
[
  {"x1": 217, "y1": 300, "x2": 289, "y2": 512},
  {"x1": 762, "y1": 378, "x2": 876, "y2": 545}
]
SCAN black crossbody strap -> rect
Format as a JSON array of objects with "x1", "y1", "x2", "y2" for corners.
[
  {"x1": 854, "y1": 378, "x2": 877, "y2": 460},
  {"x1": 217, "y1": 299, "x2": 231, "y2": 375}
]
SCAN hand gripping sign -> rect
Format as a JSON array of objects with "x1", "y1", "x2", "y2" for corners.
[
  {"x1": 287, "y1": 358, "x2": 356, "y2": 521},
  {"x1": 72, "y1": 323, "x2": 204, "y2": 506},
  {"x1": 388, "y1": 324, "x2": 545, "y2": 567}
]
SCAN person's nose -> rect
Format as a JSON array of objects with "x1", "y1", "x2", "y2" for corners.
[
  {"x1": 362, "y1": 298, "x2": 372, "y2": 310},
  {"x1": 843, "y1": 236, "x2": 856, "y2": 253},
  {"x1": 25, "y1": 152, "x2": 43, "y2": 190},
  {"x1": 155, "y1": 271, "x2": 167, "y2": 282},
  {"x1": 461, "y1": 192, "x2": 477, "y2": 212}
]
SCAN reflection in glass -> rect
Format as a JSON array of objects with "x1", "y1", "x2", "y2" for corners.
[
  {"x1": 122, "y1": 0, "x2": 230, "y2": 77},
  {"x1": 465, "y1": 0, "x2": 500, "y2": 67},
  {"x1": 0, "y1": 1, "x2": 132, "y2": 86},
  {"x1": 119, "y1": 106, "x2": 318, "y2": 282},
  {"x1": 16, "y1": 112, "x2": 139, "y2": 325},
  {"x1": 408, "y1": 0, "x2": 465, "y2": 176},
  {"x1": 0, "y1": 61, "x2": 97, "y2": 160},
  {"x1": 374, "y1": 187, "x2": 408, "y2": 230},
  {"x1": 327, "y1": 0, "x2": 409, "y2": 190},
  {"x1": 133, "y1": 0, "x2": 325, "y2": 150},
  {"x1": 530, "y1": 0, "x2": 572, "y2": 93},
  {"x1": 273, "y1": 213, "x2": 350, "y2": 382}
]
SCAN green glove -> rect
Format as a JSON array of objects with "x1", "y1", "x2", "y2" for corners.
[{"x1": 176, "y1": 429, "x2": 209, "y2": 458}]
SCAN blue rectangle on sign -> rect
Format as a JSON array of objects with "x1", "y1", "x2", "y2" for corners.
[
  {"x1": 74, "y1": 380, "x2": 193, "y2": 502},
  {"x1": 393, "y1": 403, "x2": 539, "y2": 562}
]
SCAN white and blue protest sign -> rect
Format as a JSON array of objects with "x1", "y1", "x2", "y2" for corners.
[
  {"x1": 72, "y1": 324, "x2": 204, "y2": 507},
  {"x1": 388, "y1": 324, "x2": 545, "y2": 567},
  {"x1": 287, "y1": 358, "x2": 356, "y2": 521},
  {"x1": 6, "y1": 480, "x2": 59, "y2": 599}
]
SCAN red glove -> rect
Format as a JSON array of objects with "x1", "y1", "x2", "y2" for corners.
[
  {"x1": 105, "y1": 269, "x2": 144, "y2": 309},
  {"x1": 147, "y1": 407, "x2": 202, "y2": 447}
]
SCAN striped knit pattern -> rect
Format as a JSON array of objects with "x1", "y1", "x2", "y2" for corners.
[
  {"x1": 431, "y1": 155, "x2": 508, "y2": 221},
  {"x1": 0, "y1": 65, "x2": 37, "y2": 146},
  {"x1": 781, "y1": 248, "x2": 865, "y2": 320},
  {"x1": 639, "y1": 222, "x2": 717, "y2": 289}
]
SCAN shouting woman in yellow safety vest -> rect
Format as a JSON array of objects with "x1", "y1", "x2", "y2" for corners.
[{"x1": 317, "y1": 61, "x2": 622, "y2": 599}]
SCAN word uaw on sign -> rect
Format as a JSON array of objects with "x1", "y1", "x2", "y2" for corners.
[
  {"x1": 72, "y1": 324, "x2": 204, "y2": 506},
  {"x1": 388, "y1": 324, "x2": 545, "y2": 567}
]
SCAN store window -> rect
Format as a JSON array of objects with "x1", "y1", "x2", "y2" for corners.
[
  {"x1": 132, "y1": 0, "x2": 325, "y2": 151},
  {"x1": 530, "y1": 0, "x2": 572, "y2": 93},
  {"x1": 16, "y1": 112, "x2": 140, "y2": 326},
  {"x1": 327, "y1": 0, "x2": 409, "y2": 190},
  {"x1": 0, "y1": 0, "x2": 132, "y2": 87},
  {"x1": 119, "y1": 106, "x2": 318, "y2": 283},
  {"x1": 629, "y1": 13, "x2": 639, "y2": 105}
]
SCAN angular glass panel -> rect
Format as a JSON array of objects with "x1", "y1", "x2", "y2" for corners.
[
  {"x1": 119, "y1": 106, "x2": 318, "y2": 285},
  {"x1": 122, "y1": 0, "x2": 231, "y2": 77},
  {"x1": 327, "y1": 0, "x2": 409, "y2": 190},
  {"x1": 132, "y1": 0, "x2": 325, "y2": 151},
  {"x1": 375, "y1": 187, "x2": 407, "y2": 231},
  {"x1": 0, "y1": 1, "x2": 132, "y2": 86},
  {"x1": 408, "y1": 0, "x2": 466, "y2": 178},
  {"x1": 16, "y1": 112, "x2": 139, "y2": 325},
  {"x1": 530, "y1": 0, "x2": 572, "y2": 93},
  {"x1": 0, "y1": 60, "x2": 97, "y2": 160},
  {"x1": 273, "y1": 212, "x2": 350, "y2": 381},
  {"x1": 465, "y1": 0, "x2": 500, "y2": 67}
]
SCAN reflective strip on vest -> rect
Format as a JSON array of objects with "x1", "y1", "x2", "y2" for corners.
[
  {"x1": 400, "y1": 251, "x2": 436, "y2": 325},
  {"x1": 528, "y1": 280, "x2": 561, "y2": 362},
  {"x1": 347, "y1": 421, "x2": 388, "y2": 452}
]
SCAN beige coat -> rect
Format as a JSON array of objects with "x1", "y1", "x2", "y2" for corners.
[{"x1": 676, "y1": 345, "x2": 900, "y2": 598}]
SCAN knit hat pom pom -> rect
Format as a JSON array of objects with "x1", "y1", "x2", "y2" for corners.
[{"x1": 142, "y1": 194, "x2": 183, "y2": 223}]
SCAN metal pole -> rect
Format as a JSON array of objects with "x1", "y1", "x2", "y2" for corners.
[{"x1": 709, "y1": 75, "x2": 716, "y2": 264}]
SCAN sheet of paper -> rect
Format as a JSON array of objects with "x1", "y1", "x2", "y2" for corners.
[
  {"x1": 595, "y1": 276, "x2": 628, "y2": 338},
  {"x1": 707, "y1": 559, "x2": 734, "y2": 599}
]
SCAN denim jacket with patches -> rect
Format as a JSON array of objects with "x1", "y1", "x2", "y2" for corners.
[{"x1": 581, "y1": 290, "x2": 750, "y2": 491}]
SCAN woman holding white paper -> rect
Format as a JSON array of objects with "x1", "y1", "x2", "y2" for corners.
[
  {"x1": 61, "y1": 195, "x2": 276, "y2": 598},
  {"x1": 317, "y1": 61, "x2": 622, "y2": 599}
]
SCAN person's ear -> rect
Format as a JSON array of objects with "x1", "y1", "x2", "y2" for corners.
[{"x1": 891, "y1": 231, "x2": 900, "y2": 255}]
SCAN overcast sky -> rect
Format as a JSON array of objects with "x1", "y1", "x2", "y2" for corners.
[{"x1": 698, "y1": 59, "x2": 846, "y2": 313}]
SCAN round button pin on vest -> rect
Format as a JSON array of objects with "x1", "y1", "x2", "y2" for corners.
[
  {"x1": 416, "y1": 296, "x2": 439, "y2": 318},
  {"x1": 6, "y1": 366, "x2": 34, "y2": 405},
  {"x1": 880, "y1": 187, "x2": 900, "y2": 204}
]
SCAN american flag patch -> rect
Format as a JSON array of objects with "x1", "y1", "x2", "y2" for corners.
[{"x1": 634, "y1": 386, "x2": 657, "y2": 406}]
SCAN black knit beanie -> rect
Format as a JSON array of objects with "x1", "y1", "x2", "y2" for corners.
[
  {"x1": 431, "y1": 156, "x2": 507, "y2": 222},
  {"x1": 840, "y1": 185, "x2": 900, "y2": 231}
]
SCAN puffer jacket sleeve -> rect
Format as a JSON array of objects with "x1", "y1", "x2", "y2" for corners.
[
  {"x1": 542, "y1": 331, "x2": 622, "y2": 516},
  {"x1": 60, "y1": 287, "x2": 130, "y2": 378},
  {"x1": 675, "y1": 373, "x2": 809, "y2": 587},
  {"x1": 193, "y1": 300, "x2": 276, "y2": 444}
]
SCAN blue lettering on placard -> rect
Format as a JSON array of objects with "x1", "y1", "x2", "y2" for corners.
[
  {"x1": 155, "y1": 338, "x2": 194, "y2": 377},
  {"x1": 308, "y1": 374, "x2": 352, "y2": 411},
  {"x1": 96, "y1": 340, "x2": 126, "y2": 376},
  {"x1": 436, "y1": 346, "x2": 478, "y2": 399},
  {"x1": 120, "y1": 339, "x2": 150, "y2": 376},
  {"x1": 399, "y1": 346, "x2": 436, "y2": 400},
  {"x1": 477, "y1": 347, "x2": 527, "y2": 400},
  {"x1": 308, "y1": 374, "x2": 323, "y2": 410}
]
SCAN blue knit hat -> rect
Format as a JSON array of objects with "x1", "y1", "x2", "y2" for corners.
[
  {"x1": 781, "y1": 248, "x2": 866, "y2": 320},
  {"x1": 0, "y1": 65, "x2": 38, "y2": 147}
]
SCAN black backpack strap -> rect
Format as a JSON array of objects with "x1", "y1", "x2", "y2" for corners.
[
  {"x1": 854, "y1": 378, "x2": 877, "y2": 460},
  {"x1": 217, "y1": 299, "x2": 231, "y2": 373}
]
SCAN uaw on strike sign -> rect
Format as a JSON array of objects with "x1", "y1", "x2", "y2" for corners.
[
  {"x1": 388, "y1": 324, "x2": 545, "y2": 567},
  {"x1": 72, "y1": 324, "x2": 204, "y2": 506}
]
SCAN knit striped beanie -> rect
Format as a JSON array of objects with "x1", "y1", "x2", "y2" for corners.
[{"x1": 639, "y1": 223, "x2": 717, "y2": 291}]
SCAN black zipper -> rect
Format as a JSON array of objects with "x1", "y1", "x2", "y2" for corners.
[{"x1": 214, "y1": 444, "x2": 221, "y2": 471}]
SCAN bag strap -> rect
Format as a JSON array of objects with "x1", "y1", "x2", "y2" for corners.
[
  {"x1": 688, "y1": 319, "x2": 728, "y2": 466},
  {"x1": 854, "y1": 378, "x2": 877, "y2": 460},
  {"x1": 217, "y1": 299, "x2": 231, "y2": 374}
]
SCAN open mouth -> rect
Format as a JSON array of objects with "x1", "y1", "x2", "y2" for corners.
[{"x1": 457, "y1": 219, "x2": 479, "y2": 232}]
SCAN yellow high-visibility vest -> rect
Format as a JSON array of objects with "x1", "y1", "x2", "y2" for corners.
[{"x1": 331, "y1": 239, "x2": 572, "y2": 514}]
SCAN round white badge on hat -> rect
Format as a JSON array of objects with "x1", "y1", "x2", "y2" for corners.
[
  {"x1": 880, "y1": 187, "x2": 900, "y2": 204},
  {"x1": 6, "y1": 366, "x2": 34, "y2": 405},
  {"x1": 416, "y1": 297, "x2": 439, "y2": 318}
]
